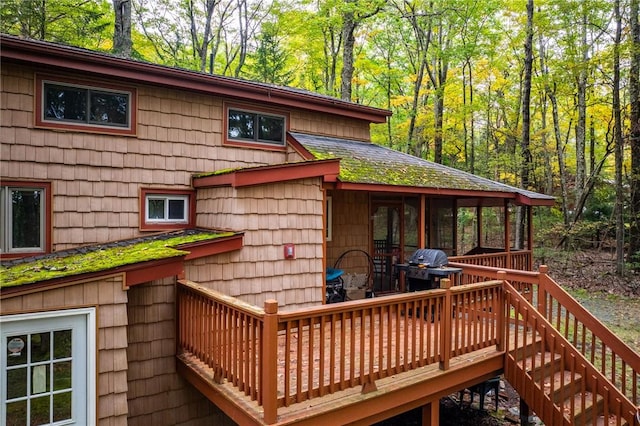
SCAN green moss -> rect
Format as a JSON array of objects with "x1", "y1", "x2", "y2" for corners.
[
  {"x1": 0, "y1": 232, "x2": 234, "y2": 288},
  {"x1": 307, "y1": 146, "x2": 489, "y2": 190},
  {"x1": 193, "y1": 168, "x2": 240, "y2": 178}
]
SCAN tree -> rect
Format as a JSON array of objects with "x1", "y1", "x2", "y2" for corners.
[
  {"x1": 0, "y1": 0, "x2": 113, "y2": 49},
  {"x1": 113, "y1": 0, "x2": 132, "y2": 57},
  {"x1": 248, "y1": 22, "x2": 293, "y2": 85},
  {"x1": 516, "y1": 0, "x2": 534, "y2": 250},
  {"x1": 339, "y1": 0, "x2": 384, "y2": 101},
  {"x1": 613, "y1": 0, "x2": 624, "y2": 273},
  {"x1": 629, "y1": 0, "x2": 640, "y2": 268}
]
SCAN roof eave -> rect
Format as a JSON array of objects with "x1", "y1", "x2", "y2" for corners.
[
  {"x1": 0, "y1": 232, "x2": 244, "y2": 296},
  {"x1": 193, "y1": 159, "x2": 340, "y2": 188},
  {"x1": 335, "y1": 181, "x2": 518, "y2": 199},
  {"x1": 0, "y1": 35, "x2": 390, "y2": 124}
]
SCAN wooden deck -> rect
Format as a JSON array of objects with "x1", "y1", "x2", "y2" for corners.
[
  {"x1": 176, "y1": 264, "x2": 640, "y2": 426},
  {"x1": 178, "y1": 315, "x2": 505, "y2": 426}
]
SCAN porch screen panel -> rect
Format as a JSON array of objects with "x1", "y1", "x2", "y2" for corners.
[{"x1": 430, "y1": 199, "x2": 455, "y2": 255}]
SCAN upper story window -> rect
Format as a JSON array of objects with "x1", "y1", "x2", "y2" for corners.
[
  {"x1": 140, "y1": 188, "x2": 195, "y2": 231},
  {"x1": 0, "y1": 182, "x2": 51, "y2": 258},
  {"x1": 35, "y1": 75, "x2": 136, "y2": 136},
  {"x1": 225, "y1": 104, "x2": 287, "y2": 149}
]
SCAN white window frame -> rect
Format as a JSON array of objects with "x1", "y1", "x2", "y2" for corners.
[
  {"x1": 1, "y1": 308, "x2": 96, "y2": 426},
  {"x1": 1, "y1": 185, "x2": 46, "y2": 254},
  {"x1": 145, "y1": 194, "x2": 189, "y2": 224},
  {"x1": 41, "y1": 80, "x2": 132, "y2": 130}
]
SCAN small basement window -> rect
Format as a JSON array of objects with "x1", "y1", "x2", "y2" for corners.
[
  {"x1": 225, "y1": 104, "x2": 287, "y2": 149},
  {"x1": 36, "y1": 75, "x2": 136, "y2": 136},
  {"x1": 140, "y1": 189, "x2": 195, "y2": 230}
]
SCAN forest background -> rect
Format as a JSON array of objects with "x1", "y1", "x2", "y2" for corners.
[{"x1": 2, "y1": 0, "x2": 639, "y2": 288}]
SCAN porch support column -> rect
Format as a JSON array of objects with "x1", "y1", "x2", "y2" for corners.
[
  {"x1": 477, "y1": 205, "x2": 483, "y2": 250},
  {"x1": 452, "y1": 200, "x2": 458, "y2": 255},
  {"x1": 419, "y1": 195, "x2": 426, "y2": 248},
  {"x1": 504, "y1": 200, "x2": 511, "y2": 269},
  {"x1": 527, "y1": 206, "x2": 534, "y2": 270},
  {"x1": 421, "y1": 400, "x2": 440, "y2": 426}
]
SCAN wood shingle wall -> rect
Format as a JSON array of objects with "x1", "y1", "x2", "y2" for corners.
[
  {"x1": 1, "y1": 63, "x2": 371, "y2": 252},
  {"x1": 0, "y1": 275, "x2": 130, "y2": 425},
  {"x1": 326, "y1": 191, "x2": 371, "y2": 273},
  {"x1": 126, "y1": 278, "x2": 231, "y2": 426},
  {"x1": 192, "y1": 178, "x2": 325, "y2": 310}
]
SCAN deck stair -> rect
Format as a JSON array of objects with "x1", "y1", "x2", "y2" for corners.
[{"x1": 502, "y1": 274, "x2": 636, "y2": 426}]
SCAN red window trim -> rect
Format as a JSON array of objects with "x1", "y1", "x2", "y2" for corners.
[
  {"x1": 223, "y1": 101, "x2": 289, "y2": 151},
  {"x1": 35, "y1": 73, "x2": 137, "y2": 136},
  {"x1": 0, "y1": 180, "x2": 52, "y2": 260},
  {"x1": 139, "y1": 188, "x2": 196, "y2": 231}
]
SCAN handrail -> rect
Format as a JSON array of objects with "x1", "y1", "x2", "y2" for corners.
[
  {"x1": 537, "y1": 269, "x2": 640, "y2": 408},
  {"x1": 502, "y1": 278, "x2": 637, "y2": 425},
  {"x1": 450, "y1": 250, "x2": 532, "y2": 271},
  {"x1": 455, "y1": 263, "x2": 640, "y2": 408}
]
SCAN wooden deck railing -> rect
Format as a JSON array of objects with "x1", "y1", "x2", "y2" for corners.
[
  {"x1": 503, "y1": 277, "x2": 638, "y2": 425},
  {"x1": 176, "y1": 263, "x2": 639, "y2": 425},
  {"x1": 453, "y1": 263, "x2": 640, "y2": 411},
  {"x1": 450, "y1": 249, "x2": 532, "y2": 271},
  {"x1": 176, "y1": 278, "x2": 503, "y2": 424}
]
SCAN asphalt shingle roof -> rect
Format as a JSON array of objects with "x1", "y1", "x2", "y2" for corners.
[{"x1": 291, "y1": 132, "x2": 555, "y2": 204}]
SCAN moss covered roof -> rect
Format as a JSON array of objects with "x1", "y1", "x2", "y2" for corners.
[
  {"x1": 291, "y1": 132, "x2": 555, "y2": 203},
  {"x1": 0, "y1": 229, "x2": 235, "y2": 288}
]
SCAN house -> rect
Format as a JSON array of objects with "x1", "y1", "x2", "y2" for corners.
[{"x1": 2, "y1": 34, "x2": 638, "y2": 426}]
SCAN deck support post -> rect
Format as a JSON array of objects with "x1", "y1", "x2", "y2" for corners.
[
  {"x1": 262, "y1": 299, "x2": 279, "y2": 425},
  {"x1": 421, "y1": 400, "x2": 440, "y2": 426},
  {"x1": 520, "y1": 398, "x2": 531, "y2": 425},
  {"x1": 439, "y1": 278, "x2": 452, "y2": 371}
]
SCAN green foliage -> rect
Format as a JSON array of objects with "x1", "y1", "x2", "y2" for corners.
[
  {"x1": 1, "y1": 0, "x2": 113, "y2": 50},
  {"x1": 247, "y1": 22, "x2": 294, "y2": 85}
]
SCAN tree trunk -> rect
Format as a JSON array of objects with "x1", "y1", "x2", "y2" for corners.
[
  {"x1": 340, "y1": 9, "x2": 357, "y2": 101},
  {"x1": 516, "y1": 0, "x2": 534, "y2": 250},
  {"x1": 574, "y1": 6, "x2": 588, "y2": 215},
  {"x1": 629, "y1": 0, "x2": 640, "y2": 268},
  {"x1": 614, "y1": 0, "x2": 625, "y2": 274},
  {"x1": 112, "y1": 0, "x2": 132, "y2": 57}
]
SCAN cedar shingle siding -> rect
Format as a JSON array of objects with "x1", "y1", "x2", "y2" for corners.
[
  {"x1": 126, "y1": 278, "x2": 233, "y2": 426},
  {"x1": 192, "y1": 178, "x2": 325, "y2": 309},
  {"x1": 0, "y1": 276, "x2": 131, "y2": 425},
  {"x1": 1, "y1": 63, "x2": 368, "y2": 252}
]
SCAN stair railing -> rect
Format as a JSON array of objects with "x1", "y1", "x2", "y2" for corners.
[{"x1": 502, "y1": 274, "x2": 638, "y2": 425}]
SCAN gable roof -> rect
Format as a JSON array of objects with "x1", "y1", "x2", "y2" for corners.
[
  {"x1": 289, "y1": 133, "x2": 556, "y2": 207},
  {"x1": 0, "y1": 34, "x2": 391, "y2": 124}
]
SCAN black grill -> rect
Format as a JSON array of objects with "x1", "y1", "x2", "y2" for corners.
[{"x1": 399, "y1": 249, "x2": 462, "y2": 291}]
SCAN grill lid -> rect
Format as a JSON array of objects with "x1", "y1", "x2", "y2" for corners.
[{"x1": 408, "y1": 249, "x2": 448, "y2": 267}]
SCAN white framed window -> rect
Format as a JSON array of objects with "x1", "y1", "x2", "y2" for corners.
[
  {"x1": 0, "y1": 183, "x2": 50, "y2": 256},
  {"x1": 1, "y1": 308, "x2": 96, "y2": 426},
  {"x1": 145, "y1": 194, "x2": 189, "y2": 223},
  {"x1": 226, "y1": 105, "x2": 286, "y2": 147}
]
